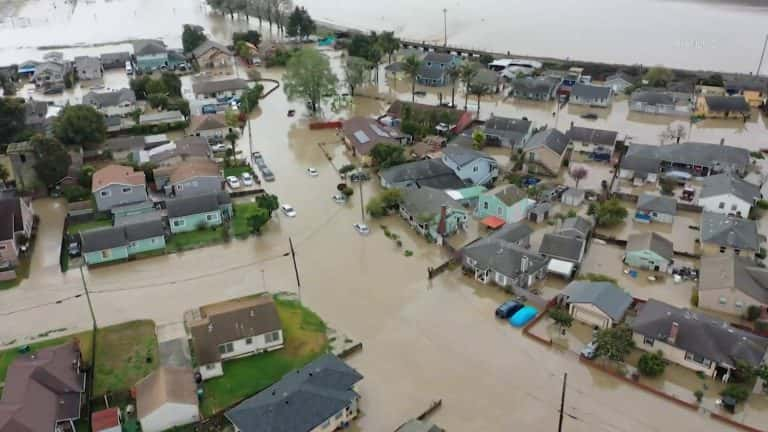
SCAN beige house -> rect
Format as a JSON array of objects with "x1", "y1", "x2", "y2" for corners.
[
  {"x1": 632, "y1": 299, "x2": 768, "y2": 380},
  {"x1": 522, "y1": 128, "x2": 569, "y2": 175},
  {"x1": 700, "y1": 212, "x2": 760, "y2": 257},
  {"x1": 136, "y1": 367, "x2": 199, "y2": 432},
  {"x1": 699, "y1": 255, "x2": 768, "y2": 317},
  {"x1": 191, "y1": 40, "x2": 233, "y2": 69},
  {"x1": 559, "y1": 281, "x2": 633, "y2": 329}
]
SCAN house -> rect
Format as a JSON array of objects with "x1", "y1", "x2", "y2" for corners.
[
  {"x1": 698, "y1": 173, "x2": 760, "y2": 217},
  {"x1": 559, "y1": 281, "x2": 633, "y2": 328},
  {"x1": 695, "y1": 84, "x2": 727, "y2": 97},
  {"x1": 186, "y1": 295, "x2": 283, "y2": 380},
  {"x1": 80, "y1": 219, "x2": 166, "y2": 265},
  {"x1": 508, "y1": 76, "x2": 559, "y2": 101},
  {"x1": 91, "y1": 165, "x2": 147, "y2": 212},
  {"x1": 342, "y1": 116, "x2": 406, "y2": 158},
  {"x1": 725, "y1": 78, "x2": 766, "y2": 107},
  {"x1": 399, "y1": 187, "x2": 468, "y2": 241},
  {"x1": 561, "y1": 188, "x2": 585, "y2": 207},
  {"x1": 0, "y1": 192, "x2": 34, "y2": 278},
  {"x1": 135, "y1": 366, "x2": 199, "y2": 432},
  {"x1": 100, "y1": 51, "x2": 130, "y2": 70},
  {"x1": 139, "y1": 110, "x2": 186, "y2": 126},
  {"x1": 226, "y1": 354, "x2": 363, "y2": 432},
  {"x1": 475, "y1": 184, "x2": 534, "y2": 224},
  {"x1": 82, "y1": 88, "x2": 136, "y2": 117},
  {"x1": 695, "y1": 95, "x2": 751, "y2": 119},
  {"x1": 473, "y1": 67, "x2": 501, "y2": 93},
  {"x1": 17, "y1": 60, "x2": 37, "y2": 78},
  {"x1": 167, "y1": 192, "x2": 232, "y2": 234},
  {"x1": 24, "y1": 99, "x2": 49, "y2": 133},
  {"x1": 462, "y1": 229, "x2": 548, "y2": 290},
  {"x1": 133, "y1": 39, "x2": 170, "y2": 72},
  {"x1": 559, "y1": 216, "x2": 593, "y2": 240},
  {"x1": 105, "y1": 136, "x2": 146, "y2": 161},
  {"x1": 604, "y1": 72, "x2": 633, "y2": 94},
  {"x1": 441, "y1": 145, "x2": 498, "y2": 186},
  {"x1": 154, "y1": 160, "x2": 222, "y2": 197},
  {"x1": 624, "y1": 232, "x2": 674, "y2": 271},
  {"x1": 566, "y1": 125, "x2": 617, "y2": 157},
  {"x1": 6, "y1": 141, "x2": 37, "y2": 190},
  {"x1": 385, "y1": 101, "x2": 474, "y2": 134},
  {"x1": 92, "y1": 408, "x2": 121, "y2": 432},
  {"x1": 528, "y1": 202, "x2": 552, "y2": 223},
  {"x1": 700, "y1": 212, "x2": 760, "y2": 256},
  {"x1": 0, "y1": 343, "x2": 86, "y2": 432},
  {"x1": 192, "y1": 78, "x2": 248, "y2": 99},
  {"x1": 396, "y1": 419, "x2": 444, "y2": 432},
  {"x1": 379, "y1": 159, "x2": 464, "y2": 190},
  {"x1": 629, "y1": 90, "x2": 677, "y2": 115},
  {"x1": 480, "y1": 222, "x2": 532, "y2": 247},
  {"x1": 74, "y1": 56, "x2": 102, "y2": 81},
  {"x1": 32, "y1": 61, "x2": 66, "y2": 87},
  {"x1": 192, "y1": 40, "x2": 233, "y2": 69},
  {"x1": 632, "y1": 299, "x2": 768, "y2": 379},
  {"x1": 569, "y1": 83, "x2": 612, "y2": 107},
  {"x1": 416, "y1": 52, "x2": 459, "y2": 86},
  {"x1": 619, "y1": 142, "x2": 750, "y2": 182},
  {"x1": 138, "y1": 136, "x2": 210, "y2": 167},
  {"x1": 522, "y1": 128, "x2": 570, "y2": 175},
  {"x1": 699, "y1": 255, "x2": 768, "y2": 317},
  {"x1": 635, "y1": 194, "x2": 677, "y2": 224},
  {"x1": 539, "y1": 233, "x2": 587, "y2": 278},
  {"x1": 482, "y1": 115, "x2": 533, "y2": 148}
]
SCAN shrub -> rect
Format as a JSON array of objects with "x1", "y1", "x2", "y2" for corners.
[
  {"x1": 690, "y1": 290, "x2": 699, "y2": 307},
  {"x1": 342, "y1": 186, "x2": 354, "y2": 197},
  {"x1": 757, "y1": 200, "x2": 768, "y2": 210},
  {"x1": 404, "y1": 250, "x2": 414, "y2": 257},
  {"x1": 746, "y1": 305, "x2": 762, "y2": 322},
  {"x1": 339, "y1": 164, "x2": 356, "y2": 174},
  {"x1": 751, "y1": 151, "x2": 765, "y2": 160},
  {"x1": 694, "y1": 389, "x2": 704, "y2": 403},
  {"x1": 721, "y1": 384, "x2": 750, "y2": 403},
  {"x1": 61, "y1": 185, "x2": 91, "y2": 203},
  {"x1": 577, "y1": 273, "x2": 618, "y2": 284},
  {"x1": 637, "y1": 351, "x2": 666, "y2": 377}
]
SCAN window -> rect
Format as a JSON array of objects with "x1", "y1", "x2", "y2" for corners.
[
  {"x1": 719, "y1": 202, "x2": 725, "y2": 209},
  {"x1": 176, "y1": 184, "x2": 184, "y2": 191},
  {"x1": 100, "y1": 190, "x2": 111, "y2": 197},
  {"x1": 735, "y1": 301, "x2": 744, "y2": 309},
  {"x1": 719, "y1": 246, "x2": 726, "y2": 254},
  {"x1": 218, "y1": 342, "x2": 234, "y2": 354},
  {"x1": 173, "y1": 220, "x2": 185, "y2": 227},
  {"x1": 0, "y1": 245, "x2": 6, "y2": 250},
  {"x1": 101, "y1": 250, "x2": 111, "y2": 259},
  {"x1": 684, "y1": 352, "x2": 711, "y2": 367},
  {"x1": 205, "y1": 364, "x2": 216, "y2": 370},
  {"x1": 121, "y1": 187, "x2": 131, "y2": 193},
  {"x1": 206, "y1": 213, "x2": 219, "y2": 222},
  {"x1": 473, "y1": 165, "x2": 479, "y2": 172},
  {"x1": 643, "y1": 336, "x2": 654, "y2": 347},
  {"x1": 265, "y1": 331, "x2": 281, "y2": 343},
  {"x1": 731, "y1": 204, "x2": 738, "y2": 211},
  {"x1": 245, "y1": 337, "x2": 253, "y2": 345},
  {"x1": 483, "y1": 202, "x2": 489, "y2": 210},
  {"x1": 497, "y1": 207, "x2": 502, "y2": 216},
  {"x1": 719, "y1": 296, "x2": 727, "y2": 304}
]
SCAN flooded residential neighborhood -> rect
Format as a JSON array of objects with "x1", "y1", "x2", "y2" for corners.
[{"x1": 0, "y1": 1, "x2": 767, "y2": 432}]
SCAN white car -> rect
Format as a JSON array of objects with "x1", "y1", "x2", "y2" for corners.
[
  {"x1": 226, "y1": 176, "x2": 241, "y2": 189},
  {"x1": 281, "y1": 204, "x2": 297, "y2": 217},
  {"x1": 307, "y1": 167, "x2": 319, "y2": 177},
  {"x1": 211, "y1": 143, "x2": 227, "y2": 152},
  {"x1": 241, "y1": 172, "x2": 254, "y2": 186},
  {"x1": 332, "y1": 194, "x2": 346, "y2": 204},
  {"x1": 353, "y1": 223, "x2": 370, "y2": 235}
]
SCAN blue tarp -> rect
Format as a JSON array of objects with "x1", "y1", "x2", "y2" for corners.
[
  {"x1": 509, "y1": 306, "x2": 538, "y2": 327},
  {"x1": 318, "y1": 36, "x2": 336, "y2": 46}
]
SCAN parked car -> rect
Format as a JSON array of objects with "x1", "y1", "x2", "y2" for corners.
[
  {"x1": 252, "y1": 151, "x2": 262, "y2": 160},
  {"x1": 580, "y1": 341, "x2": 598, "y2": 360},
  {"x1": 226, "y1": 176, "x2": 241, "y2": 189},
  {"x1": 67, "y1": 234, "x2": 81, "y2": 257},
  {"x1": 350, "y1": 171, "x2": 370, "y2": 182},
  {"x1": 522, "y1": 176, "x2": 541, "y2": 186},
  {"x1": 353, "y1": 223, "x2": 370, "y2": 235},
  {"x1": 495, "y1": 300, "x2": 524, "y2": 319},
  {"x1": 211, "y1": 143, "x2": 226, "y2": 152},
  {"x1": 508, "y1": 306, "x2": 538, "y2": 327},
  {"x1": 281, "y1": 204, "x2": 297, "y2": 217},
  {"x1": 332, "y1": 194, "x2": 347, "y2": 204},
  {"x1": 307, "y1": 167, "x2": 319, "y2": 177},
  {"x1": 580, "y1": 113, "x2": 598, "y2": 120},
  {"x1": 241, "y1": 172, "x2": 255, "y2": 186}
]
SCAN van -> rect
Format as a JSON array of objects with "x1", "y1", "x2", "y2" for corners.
[
  {"x1": 495, "y1": 300, "x2": 524, "y2": 319},
  {"x1": 125, "y1": 61, "x2": 133, "y2": 75}
]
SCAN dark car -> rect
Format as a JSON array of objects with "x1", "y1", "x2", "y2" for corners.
[
  {"x1": 350, "y1": 171, "x2": 370, "y2": 182},
  {"x1": 522, "y1": 176, "x2": 541, "y2": 186},
  {"x1": 495, "y1": 300, "x2": 524, "y2": 319}
]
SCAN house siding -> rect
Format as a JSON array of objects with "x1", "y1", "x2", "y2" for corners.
[
  {"x1": 569, "y1": 303, "x2": 613, "y2": 329},
  {"x1": 140, "y1": 402, "x2": 200, "y2": 432},
  {"x1": 526, "y1": 147, "x2": 564, "y2": 175},
  {"x1": 169, "y1": 210, "x2": 223, "y2": 233},
  {"x1": 701, "y1": 242, "x2": 755, "y2": 258},
  {"x1": 98, "y1": 102, "x2": 135, "y2": 117},
  {"x1": 475, "y1": 194, "x2": 533, "y2": 224},
  {"x1": 442, "y1": 156, "x2": 498, "y2": 186},
  {"x1": 94, "y1": 184, "x2": 147, "y2": 211},
  {"x1": 197, "y1": 51, "x2": 232, "y2": 69},
  {"x1": 309, "y1": 399, "x2": 359, "y2": 432},
  {"x1": 136, "y1": 53, "x2": 169, "y2": 72},
  {"x1": 698, "y1": 194, "x2": 751, "y2": 218},
  {"x1": 624, "y1": 250, "x2": 670, "y2": 272},
  {"x1": 633, "y1": 333, "x2": 716, "y2": 376},
  {"x1": 127, "y1": 236, "x2": 166, "y2": 255},
  {"x1": 83, "y1": 246, "x2": 130, "y2": 265},
  {"x1": 200, "y1": 330, "x2": 284, "y2": 381},
  {"x1": 570, "y1": 95, "x2": 610, "y2": 107},
  {"x1": 399, "y1": 207, "x2": 468, "y2": 240}
]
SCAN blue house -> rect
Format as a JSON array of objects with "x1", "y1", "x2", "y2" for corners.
[
  {"x1": 417, "y1": 52, "x2": 459, "y2": 86},
  {"x1": 167, "y1": 192, "x2": 232, "y2": 234},
  {"x1": 441, "y1": 145, "x2": 498, "y2": 186},
  {"x1": 132, "y1": 40, "x2": 169, "y2": 73},
  {"x1": 80, "y1": 219, "x2": 166, "y2": 265}
]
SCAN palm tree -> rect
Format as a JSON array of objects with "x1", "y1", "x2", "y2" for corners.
[
  {"x1": 378, "y1": 31, "x2": 400, "y2": 64},
  {"x1": 447, "y1": 65, "x2": 461, "y2": 108},
  {"x1": 469, "y1": 83, "x2": 491, "y2": 117},
  {"x1": 458, "y1": 62, "x2": 477, "y2": 111},
  {"x1": 402, "y1": 55, "x2": 422, "y2": 103}
]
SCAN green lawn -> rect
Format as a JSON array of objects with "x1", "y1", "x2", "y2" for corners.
[
  {"x1": 167, "y1": 227, "x2": 227, "y2": 252},
  {"x1": 67, "y1": 218, "x2": 112, "y2": 235},
  {"x1": 0, "y1": 320, "x2": 158, "y2": 396},
  {"x1": 223, "y1": 166, "x2": 253, "y2": 178},
  {"x1": 200, "y1": 296, "x2": 329, "y2": 416},
  {"x1": 0, "y1": 257, "x2": 30, "y2": 290},
  {"x1": 232, "y1": 203, "x2": 263, "y2": 238}
]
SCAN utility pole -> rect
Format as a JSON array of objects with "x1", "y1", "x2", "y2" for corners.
[
  {"x1": 288, "y1": 237, "x2": 302, "y2": 303},
  {"x1": 558, "y1": 373, "x2": 567, "y2": 432},
  {"x1": 359, "y1": 179, "x2": 365, "y2": 222},
  {"x1": 443, "y1": 8, "x2": 448, "y2": 47},
  {"x1": 79, "y1": 264, "x2": 97, "y2": 432},
  {"x1": 757, "y1": 33, "x2": 768, "y2": 76}
]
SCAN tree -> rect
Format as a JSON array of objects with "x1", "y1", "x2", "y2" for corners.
[
  {"x1": 746, "y1": 305, "x2": 762, "y2": 321},
  {"x1": 160, "y1": 73, "x2": 182, "y2": 98},
  {"x1": 700, "y1": 74, "x2": 724, "y2": 87},
  {"x1": 226, "y1": 130, "x2": 240, "y2": 158},
  {"x1": 224, "y1": 108, "x2": 241, "y2": 128},
  {"x1": 643, "y1": 66, "x2": 673, "y2": 87},
  {"x1": 659, "y1": 176, "x2": 676, "y2": 195},
  {"x1": 637, "y1": 351, "x2": 666, "y2": 377},
  {"x1": 255, "y1": 193, "x2": 279, "y2": 216},
  {"x1": 468, "y1": 82, "x2": 491, "y2": 116},
  {"x1": 286, "y1": 6, "x2": 315, "y2": 40},
  {"x1": 339, "y1": 164, "x2": 356, "y2": 174},
  {"x1": 378, "y1": 31, "x2": 399, "y2": 64},
  {"x1": 402, "y1": 54, "x2": 422, "y2": 103},
  {"x1": 589, "y1": 199, "x2": 628, "y2": 227},
  {"x1": 53, "y1": 105, "x2": 106, "y2": 149},
  {"x1": 459, "y1": 62, "x2": 478, "y2": 110},
  {"x1": 595, "y1": 325, "x2": 634, "y2": 362},
  {"x1": 182, "y1": 24, "x2": 208, "y2": 53},
  {"x1": 32, "y1": 135, "x2": 71, "y2": 187},
  {"x1": 447, "y1": 65, "x2": 461, "y2": 108},
  {"x1": 548, "y1": 307, "x2": 573, "y2": 335},
  {"x1": 232, "y1": 30, "x2": 262, "y2": 46},
  {"x1": 283, "y1": 48, "x2": 338, "y2": 113},
  {"x1": 721, "y1": 384, "x2": 750, "y2": 403},
  {"x1": 166, "y1": 98, "x2": 190, "y2": 118},
  {"x1": 370, "y1": 143, "x2": 406, "y2": 168},
  {"x1": 472, "y1": 129, "x2": 486, "y2": 150},
  {"x1": 344, "y1": 56, "x2": 371, "y2": 97},
  {"x1": 247, "y1": 207, "x2": 271, "y2": 233},
  {"x1": 569, "y1": 166, "x2": 588, "y2": 188},
  {"x1": 0, "y1": 164, "x2": 9, "y2": 185},
  {"x1": 129, "y1": 76, "x2": 152, "y2": 99},
  {"x1": 240, "y1": 84, "x2": 263, "y2": 112},
  {"x1": 0, "y1": 97, "x2": 26, "y2": 145},
  {"x1": 368, "y1": 189, "x2": 403, "y2": 217}
]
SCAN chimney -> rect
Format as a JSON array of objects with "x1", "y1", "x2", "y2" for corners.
[
  {"x1": 437, "y1": 205, "x2": 448, "y2": 236},
  {"x1": 667, "y1": 322, "x2": 679, "y2": 344},
  {"x1": 570, "y1": 121, "x2": 574, "y2": 129},
  {"x1": 521, "y1": 256, "x2": 529, "y2": 273},
  {"x1": 720, "y1": 138, "x2": 725, "y2": 146}
]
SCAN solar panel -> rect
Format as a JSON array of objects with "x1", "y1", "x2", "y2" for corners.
[
  {"x1": 353, "y1": 130, "x2": 370, "y2": 144},
  {"x1": 370, "y1": 124, "x2": 391, "y2": 138}
]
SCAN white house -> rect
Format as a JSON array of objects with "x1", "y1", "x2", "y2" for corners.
[
  {"x1": 187, "y1": 114, "x2": 230, "y2": 143},
  {"x1": 136, "y1": 367, "x2": 200, "y2": 432},
  {"x1": 698, "y1": 173, "x2": 760, "y2": 217},
  {"x1": 186, "y1": 295, "x2": 284, "y2": 381},
  {"x1": 441, "y1": 145, "x2": 498, "y2": 186},
  {"x1": 82, "y1": 88, "x2": 137, "y2": 117},
  {"x1": 560, "y1": 281, "x2": 633, "y2": 329}
]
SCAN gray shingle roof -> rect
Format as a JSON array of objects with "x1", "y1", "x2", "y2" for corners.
[
  {"x1": 400, "y1": 187, "x2": 464, "y2": 218},
  {"x1": 571, "y1": 83, "x2": 611, "y2": 100},
  {"x1": 82, "y1": 88, "x2": 136, "y2": 107},
  {"x1": 566, "y1": 126, "x2": 618, "y2": 146},
  {"x1": 509, "y1": 77, "x2": 558, "y2": 95},
  {"x1": 166, "y1": 192, "x2": 230, "y2": 218},
  {"x1": 226, "y1": 354, "x2": 363, "y2": 432},
  {"x1": 423, "y1": 52, "x2": 455, "y2": 64},
  {"x1": 379, "y1": 159, "x2": 464, "y2": 190},
  {"x1": 700, "y1": 173, "x2": 761, "y2": 203},
  {"x1": 462, "y1": 229, "x2": 548, "y2": 278},
  {"x1": 442, "y1": 145, "x2": 494, "y2": 168},
  {"x1": 523, "y1": 128, "x2": 569, "y2": 155},
  {"x1": 483, "y1": 115, "x2": 532, "y2": 146},
  {"x1": 632, "y1": 299, "x2": 768, "y2": 368},
  {"x1": 486, "y1": 184, "x2": 527, "y2": 206},
  {"x1": 626, "y1": 232, "x2": 674, "y2": 261},
  {"x1": 192, "y1": 78, "x2": 248, "y2": 95},
  {"x1": 80, "y1": 219, "x2": 164, "y2": 253},
  {"x1": 605, "y1": 72, "x2": 633, "y2": 84},
  {"x1": 630, "y1": 90, "x2": 675, "y2": 106},
  {"x1": 133, "y1": 39, "x2": 167, "y2": 56},
  {"x1": 539, "y1": 234, "x2": 585, "y2": 262},
  {"x1": 620, "y1": 142, "x2": 750, "y2": 176},
  {"x1": 490, "y1": 222, "x2": 533, "y2": 244},
  {"x1": 105, "y1": 136, "x2": 145, "y2": 152},
  {"x1": 701, "y1": 212, "x2": 760, "y2": 251},
  {"x1": 704, "y1": 96, "x2": 751, "y2": 113},
  {"x1": 562, "y1": 281, "x2": 633, "y2": 321},
  {"x1": 559, "y1": 216, "x2": 593, "y2": 239},
  {"x1": 637, "y1": 194, "x2": 677, "y2": 215},
  {"x1": 192, "y1": 40, "x2": 232, "y2": 58},
  {"x1": 699, "y1": 255, "x2": 768, "y2": 304}
]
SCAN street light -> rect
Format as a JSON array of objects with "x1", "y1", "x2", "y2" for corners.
[{"x1": 443, "y1": 9, "x2": 448, "y2": 47}]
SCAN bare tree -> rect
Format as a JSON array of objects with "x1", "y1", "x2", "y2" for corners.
[
  {"x1": 569, "y1": 166, "x2": 588, "y2": 189},
  {"x1": 659, "y1": 124, "x2": 687, "y2": 144}
]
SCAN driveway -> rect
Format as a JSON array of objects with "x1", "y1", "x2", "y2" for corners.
[{"x1": 156, "y1": 322, "x2": 191, "y2": 369}]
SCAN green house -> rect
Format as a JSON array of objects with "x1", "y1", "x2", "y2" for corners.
[
  {"x1": 623, "y1": 232, "x2": 674, "y2": 272},
  {"x1": 399, "y1": 186, "x2": 468, "y2": 241},
  {"x1": 167, "y1": 192, "x2": 232, "y2": 234},
  {"x1": 81, "y1": 219, "x2": 166, "y2": 265},
  {"x1": 475, "y1": 184, "x2": 535, "y2": 224}
]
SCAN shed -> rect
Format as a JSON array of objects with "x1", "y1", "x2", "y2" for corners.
[
  {"x1": 92, "y1": 408, "x2": 121, "y2": 432},
  {"x1": 561, "y1": 188, "x2": 585, "y2": 207},
  {"x1": 624, "y1": 232, "x2": 674, "y2": 272},
  {"x1": 136, "y1": 367, "x2": 200, "y2": 432},
  {"x1": 635, "y1": 194, "x2": 676, "y2": 224}
]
